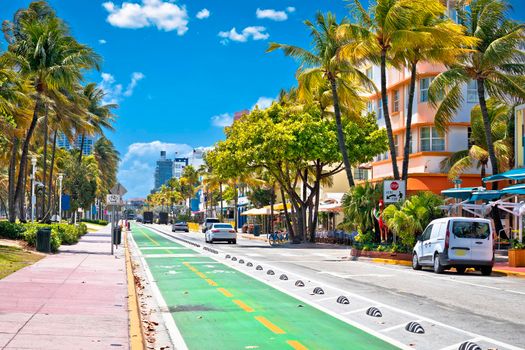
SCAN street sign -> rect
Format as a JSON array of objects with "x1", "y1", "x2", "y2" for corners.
[
  {"x1": 111, "y1": 183, "x2": 127, "y2": 196},
  {"x1": 384, "y1": 180, "x2": 406, "y2": 203},
  {"x1": 106, "y1": 194, "x2": 121, "y2": 205}
]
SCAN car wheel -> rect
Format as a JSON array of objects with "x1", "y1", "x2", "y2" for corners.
[
  {"x1": 481, "y1": 266, "x2": 492, "y2": 276},
  {"x1": 210, "y1": 238, "x2": 214, "y2": 244},
  {"x1": 232, "y1": 239, "x2": 237, "y2": 245},
  {"x1": 456, "y1": 267, "x2": 466, "y2": 274},
  {"x1": 433, "y1": 253, "x2": 445, "y2": 274},
  {"x1": 412, "y1": 253, "x2": 422, "y2": 270}
]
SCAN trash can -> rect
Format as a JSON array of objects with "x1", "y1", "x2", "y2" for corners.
[
  {"x1": 253, "y1": 224, "x2": 261, "y2": 236},
  {"x1": 36, "y1": 228, "x2": 51, "y2": 253},
  {"x1": 113, "y1": 226, "x2": 122, "y2": 245}
]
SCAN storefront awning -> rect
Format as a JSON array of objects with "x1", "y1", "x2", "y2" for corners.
[
  {"x1": 441, "y1": 187, "x2": 484, "y2": 200},
  {"x1": 483, "y1": 168, "x2": 525, "y2": 183}
]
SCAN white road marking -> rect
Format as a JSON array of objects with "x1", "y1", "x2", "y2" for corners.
[
  {"x1": 354, "y1": 260, "x2": 525, "y2": 295},
  {"x1": 128, "y1": 231, "x2": 188, "y2": 350},
  {"x1": 142, "y1": 254, "x2": 200, "y2": 258},
  {"x1": 380, "y1": 320, "x2": 422, "y2": 333},
  {"x1": 438, "y1": 337, "x2": 483, "y2": 350},
  {"x1": 341, "y1": 307, "x2": 370, "y2": 315},
  {"x1": 140, "y1": 246, "x2": 190, "y2": 250},
  {"x1": 148, "y1": 225, "x2": 524, "y2": 350}
]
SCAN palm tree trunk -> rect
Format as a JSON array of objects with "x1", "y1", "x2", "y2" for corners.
[
  {"x1": 381, "y1": 48, "x2": 400, "y2": 180},
  {"x1": 41, "y1": 104, "x2": 49, "y2": 219},
  {"x1": 78, "y1": 133, "x2": 85, "y2": 164},
  {"x1": 477, "y1": 78, "x2": 499, "y2": 189},
  {"x1": 280, "y1": 187, "x2": 294, "y2": 239},
  {"x1": 219, "y1": 182, "x2": 223, "y2": 221},
  {"x1": 45, "y1": 130, "x2": 58, "y2": 221},
  {"x1": 233, "y1": 186, "x2": 238, "y2": 231},
  {"x1": 481, "y1": 163, "x2": 486, "y2": 183},
  {"x1": 402, "y1": 61, "x2": 418, "y2": 181},
  {"x1": 8, "y1": 137, "x2": 19, "y2": 222},
  {"x1": 329, "y1": 75, "x2": 355, "y2": 187},
  {"x1": 15, "y1": 100, "x2": 41, "y2": 221}
]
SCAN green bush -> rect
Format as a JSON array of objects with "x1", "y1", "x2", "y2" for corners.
[
  {"x1": 77, "y1": 223, "x2": 88, "y2": 236},
  {"x1": 354, "y1": 231, "x2": 375, "y2": 245},
  {"x1": 80, "y1": 219, "x2": 108, "y2": 226},
  {"x1": 0, "y1": 221, "x2": 26, "y2": 239},
  {"x1": 50, "y1": 229, "x2": 62, "y2": 252},
  {"x1": 22, "y1": 224, "x2": 38, "y2": 247},
  {"x1": 59, "y1": 225, "x2": 79, "y2": 245}
]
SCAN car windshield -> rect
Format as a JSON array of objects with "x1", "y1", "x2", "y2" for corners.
[
  {"x1": 176, "y1": 222, "x2": 187, "y2": 225},
  {"x1": 213, "y1": 224, "x2": 232, "y2": 229},
  {"x1": 452, "y1": 221, "x2": 490, "y2": 239},
  {"x1": 206, "y1": 219, "x2": 220, "y2": 223}
]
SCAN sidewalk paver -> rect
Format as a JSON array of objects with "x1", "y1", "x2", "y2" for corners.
[{"x1": 0, "y1": 226, "x2": 129, "y2": 350}]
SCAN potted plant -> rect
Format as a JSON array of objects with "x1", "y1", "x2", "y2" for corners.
[{"x1": 508, "y1": 239, "x2": 525, "y2": 267}]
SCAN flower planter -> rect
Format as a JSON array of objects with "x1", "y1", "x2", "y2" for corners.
[
  {"x1": 351, "y1": 248, "x2": 411, "y2": 262},
  {"x1": 508, "y1": 249, "x2": 525, "y2": 267}
]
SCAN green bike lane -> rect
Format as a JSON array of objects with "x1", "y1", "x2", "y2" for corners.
[{"x1": 131, "y1": 225, "x2": 400, "y2": 350}]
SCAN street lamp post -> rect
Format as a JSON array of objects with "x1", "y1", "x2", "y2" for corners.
[
  {"x1": 58, "y1": 173, "x2": 64, "y2": 222},
  {"x1": 31, "y1": 155, "x2": 37, "y2": 222}
]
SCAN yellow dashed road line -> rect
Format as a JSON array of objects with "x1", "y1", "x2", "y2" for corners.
[
  {"x1": 287, "y1": 340, "x2": 308, "y2": 350},
  {"x1": 205, "y1": 278, "x2": 218, "y2": 286},
  {"x1": 217, "y1": 287, "x2": 233, "y2": 298},
  {"x1": 196, "y1": 271, "x2": 207, "y2": 279},
  {"x1": 255, "y1": 316, "x2": 286, "y2": 334},
  {"x1": 233, "y1": 299, "x2": 254, "y2": 313},
  {"x1": 141, "y1": 229, "x2": 160, "y2": 246}
]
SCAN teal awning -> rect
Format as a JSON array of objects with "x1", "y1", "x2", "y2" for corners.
[
  {"x1": 483, "y1": 168, "x2": 525, "y2": 183},
  {"x1": 468, "y1": 190, "x2": 503, "y2": 202},
  {"x1": 441, "y1": 187, "x2": 483, "y2": 200},
  {"x1": 500, "y1": 183, "x2": 525, "y2": 196}
]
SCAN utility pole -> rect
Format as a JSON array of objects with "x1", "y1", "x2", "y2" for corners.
[{"x1": 31, "y1": 155, "x2": 37, "y2": 222}]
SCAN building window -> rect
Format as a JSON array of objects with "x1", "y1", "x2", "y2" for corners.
[
  {"x1": 354, "y1": 168, "x2": 369, "y2": 180},
  {"x1": 467, "y1": 127, "x2": 473, "y2": 148},
  {"x1": 367, "y1": 101, "x2": 373, "y2": 114},
  {"x1": 377, "y1": 96, "x2": 387, "y2": 119},
  {"x1": 393, "y1": 90, "x2": 400, "y2": 113},
  {"x1": 420, "y1": 127, "x2": 445, "y2": 152},
  {"x1": 420, "y1": 78, "x2": 432, "y2": 102},
  {"x1": 366, "y1": 67, "x2": 373, "y2": 80},
  {"x1": 467, "y1": 80, "x2": 478, "y2": 103},
  {"x1": 409, "y1": 131, "x2": 415, "y2": 154},
  {"x1": 394, "y1": 135, "x2": 399, "y2": 158}
]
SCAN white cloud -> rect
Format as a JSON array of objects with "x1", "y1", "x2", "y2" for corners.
[
  {"x1": 218, "y1": 26, "x2": 269, "y2": 44},
  {"x1": 119, "y1": 141, "x2": 211, "y2": 197},
  {"x1": 211, "y1": 113, "x2": 234, "y2": 127},
  {"x1": 99, "y1": 39, "x2": 107, "y2": 44},
  {"x1": 286, "y1": 7, "x2": 296, "y2": 13},
  {"x1": 99, "y1": 71, "x2": 145, "y2": 104},
  {"x1": 256, "y1": 8, "x2": 288, "y2": 21},
  {"x1": 196, "y1": 8, "x2": 210, "y2": 19},
  {"x1": 124, "y1": 72, "x2": 145, "y2": 97},
  {"x1": 102, "y1": 0, "x2": 189, "y2": 34},
  {"x1": 252, "y1": 96, "x2": 275, "y2": 110}
]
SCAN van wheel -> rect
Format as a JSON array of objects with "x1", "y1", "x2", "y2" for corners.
[
  {"x1": 433, "y1": 253, "x2": 445, "y2": 274},
  {"x1": 481, "y1": 266, "x2": 492, "y2": 276},
  {"x1": 412, "y1": 253, "x2": 422, "y2": 270},
  {"x1": 456, "y1": 267, "x2": 466, "y2": 274}
]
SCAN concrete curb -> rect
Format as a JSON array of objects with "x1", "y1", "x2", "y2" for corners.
[
  {"x1": 370, "y1": 258, "x2": 412, "y2": 267},
  {"x1": 369, "y1": 257, "x2": 525, "y2": 278},
  {"x1": 125, "y1": 232, "x2": 145, "y2": 350},
  {"x1": 492, "y1": 268, "x2": 525, "y2": 279}
]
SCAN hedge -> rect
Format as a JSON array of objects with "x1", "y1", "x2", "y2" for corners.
[
  {"x1": 0, "y1": 221, "x2": 89, "y2": 253},
  {"x1": 80, "y1": 219, "x2": 108, "y2": 226}
]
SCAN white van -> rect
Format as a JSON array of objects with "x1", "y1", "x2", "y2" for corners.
[{"x1": 412, "y1": 217, "x2": 494, "y2": 275}]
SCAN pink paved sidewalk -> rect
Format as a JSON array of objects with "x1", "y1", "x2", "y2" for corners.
[{"x1": 0, "y1": 225, "x2": 129, "y2": 349}]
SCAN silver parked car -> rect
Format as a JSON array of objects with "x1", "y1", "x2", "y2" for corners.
[{"x1": 172, "y1": 221, "x2": 189, "y2": 232}]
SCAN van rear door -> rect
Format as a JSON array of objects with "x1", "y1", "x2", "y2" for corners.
[
  {"x1": 468, "y1": 221, "x2": 493, "y2": 262},
  {"x1": 449, "y1": 220, "x2": 474, "y2": 261}
]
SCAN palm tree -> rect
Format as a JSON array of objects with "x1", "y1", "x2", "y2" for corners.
[
  {"x1": 340, "y1": 0, "x2": 444, "y2": 180},
  {"x1": 441, "y1": 98, "x2": 512, "y2": 180},
  {"x1": 342, "y1": 182, "x2": 383, "y2": 237},
  {"x1": 395, "y1": 10, "x2": 477, "y2": 181},
  {"x1": 429, "y1": 0, "x2": 525, "y2": 187},
  {"x1": 78, "y1": 83, "x2": 117, "y2": 163},
  {"x1": 3, "y1": 4, "x2": 100, "y2": 220},
  {"x1": 93, "y1": 137, "x2": 120, "y2": 195},
  {"x1": 267, "y1": 12, "x2": 374, "y2": 187}
]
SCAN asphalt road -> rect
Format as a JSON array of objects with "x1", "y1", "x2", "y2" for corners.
[{"x1": 136, "y1": 224, "x2": 525, "y2": 349}]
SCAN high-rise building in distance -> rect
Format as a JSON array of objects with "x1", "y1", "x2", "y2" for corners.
[
  {"x1": 153, "y1": 151, "x2": 173, "y2": 192},
  {"x1": 57, "y1": 133, "x2": 98, "y2": 155}
]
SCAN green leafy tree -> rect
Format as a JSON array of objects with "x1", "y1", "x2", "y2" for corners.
[
  {"x1": 342, "y1": 182, "x2": 383, "y2": 236},
  {"x1": 382, "y1": 192, "x2": 444, "y2": 247},
  {"x1": 441, "y1": 98, "x2": 512, "y2": 180},
  {"x1": 429, "y1": 0, "x2": 525, "y2": 184},
  {"x1": 268, "y1": 12, "x2": 375, "y2": 187}
]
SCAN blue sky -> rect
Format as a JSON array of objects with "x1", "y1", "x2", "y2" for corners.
[{"x1": 1, "y1": 0, "x2": 524, "y2": 198}]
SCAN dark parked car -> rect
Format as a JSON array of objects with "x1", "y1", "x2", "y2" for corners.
[
  {"x1": 172, "y1": 222, "x2": 189, "y2": 232},
  {"x1": 143, "y1": 211, "x2": 154, "y2": 224}
]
